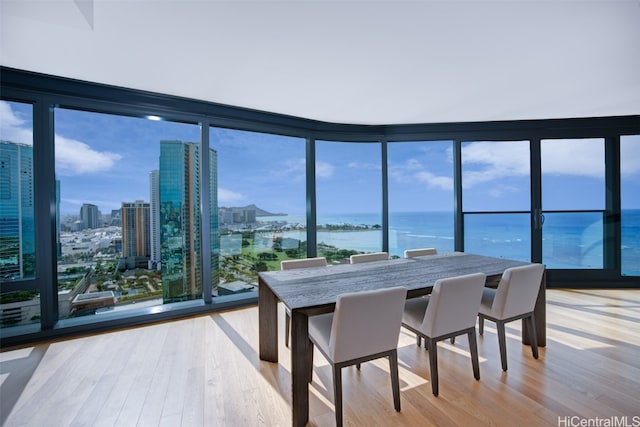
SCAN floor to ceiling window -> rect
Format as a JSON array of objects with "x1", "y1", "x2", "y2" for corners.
[
  {"x1": 541, "y1": 138, "x2": 605, "y2": 269},
  {"x1": 210, "y1": 127, "x2": 306, "y2": 292},
  {"x1": 315, "y1": 141, "x2": 382, "y2": 262},
  {"x1": 54, "y1": 108, "x2": 202, "y2": 320},
  {"x1": 1, "y1": 68, "x2": 638, "y2": 347},
  {"x1": 461, "y1": 140, "x2": 531, "y2": 262},
  {"x1": 387, "y1": 140, "x2": 454, "y2": 257},
  {"x1": 620, "y1": 135, "x2": 640, "y2": 276},
  {"x1": 0, "y1": 100, "x2": 40, "y2": 333}
]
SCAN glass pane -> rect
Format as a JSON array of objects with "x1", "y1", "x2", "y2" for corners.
[
  {"x1": 0, "y1": 290, "x2": 41, "y2": 336},
  {"x1": 542, "y1": 212, "x2": 603, "y2": 269},
  {"x1": 462, "y1": 140, "x2": 530, "y2": 212},
  {"x1": 210, "y1": 127, "x2": 306, "y2": 292},
  {"x1": 55, "y1": 108, "x2": 202, "y2": 320},
  {"x1": 0, "y1": 100, "x2": 35, "y2": 281},
  {"x1": 316, "y1": 141, "x2": 382, "y2": 262},
  {"x1": 388, "y1": 141, "x2": 454, "y2": 257},
  {"x1": 621, "y1": 135, "x2": 640, "y2": 276},
  {"x1": 464, "y1": 213, "x2": 531, "y2": 262},
  {"x1": 541, "y1": 138, "x2": 605, "y2": 210}
]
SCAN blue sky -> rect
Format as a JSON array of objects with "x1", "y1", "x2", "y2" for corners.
[{"x1": 1, "y1": 100, "x2": 639, "y2": 216}]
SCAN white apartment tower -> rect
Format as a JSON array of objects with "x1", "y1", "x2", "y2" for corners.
[{"x1": 149, "y1": 169, "x2": 161, "y2": 270}]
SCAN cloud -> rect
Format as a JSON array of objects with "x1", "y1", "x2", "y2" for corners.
[
  {"x1": 0, "y1": 101, "x2": 33, "y2": 145},
  {"x1": 218, "y1": 188, "x2": 245, "y2": 204},
  {"x1": 390, "y1": 158, "x2": 452, "y2": 190},
  {"x1": 462, "y1": 141, "x2": 530, "y2": 187},
  {"x1": 404, "y1": 158, "x2": 424, "y2": 170},
  {"x1": 415, "y1": 171, "x2": 453, "y2": 190},
  {"x1": 315, "y1": 160, "x2": 334, "y2": 178},
  {"x1": 271, "y1": 158, "x2": 305, "y2": 181},
  {"x1": 540, "y1": 139, "x2": 604, "y2": 178},
  {"x1": 55, "y1": 135, "x2": 122, "y2": 175},
  {"x1": 462, "y1": 139, "x2": 609, "y2": 188},
  {"x1": 1, "y1": 100, "x2": 122, "y2": 175},
  {"x1": 487, "y1": 184, "x2": 521, "y2": 198}
]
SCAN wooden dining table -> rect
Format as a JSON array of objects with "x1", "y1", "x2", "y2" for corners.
[{"x1": 258, "y1": 252, "x2": 546, "y2": 427}]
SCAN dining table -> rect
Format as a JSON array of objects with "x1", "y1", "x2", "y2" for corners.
[{"x1": 258, "y1": 252, "x2": 546, "y2": 427}]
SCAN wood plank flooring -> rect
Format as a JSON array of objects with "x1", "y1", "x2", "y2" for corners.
[{"x1": 1, "y1": 289, "x2": 639, "y2": 426}]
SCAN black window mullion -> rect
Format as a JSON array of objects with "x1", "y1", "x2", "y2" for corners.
[
  {"x1": 530, "y1": 138, "x2": 542, "y2": 264},
  {"x1": 604, "y1": 136, "x2": 621, "y2": 273},
  {"x1": 306, "y1": 137, "x2": 317, "y2": 257},
  {"x1": 381, "y1": 139, "x2": 389, "y2": 254},
  {"x1": 453, "y1": 140, "x2": 463, "y2": 252},
  {"x1": 35, "y1": 98, "x2": 58, "y2": 329}
]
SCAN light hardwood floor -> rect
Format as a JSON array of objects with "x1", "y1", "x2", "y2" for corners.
[{"x1": 1, "y1": 289, "x2": 639, "y2": 427}]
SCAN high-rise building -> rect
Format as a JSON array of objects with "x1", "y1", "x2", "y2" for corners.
[
  {"x1": 80, "y1": 203, "x2": 100, "y2": 229},
  {"x1": 0, "y1": 141, "x2": 35, "y2": 280},
  {"x1": 109, "y1": 209, "x2": 121, "y2": 227},
  {"x1": 209, "y1": 149, "x2": 220, "y2": 289},
  {"x1": 56, "y1": 180, "x2": 61, "y2": 260},
  {"x1": 121, "y1": 200, "x2": 151, "y2": 260},
  {"x1": 149, "y1": 169, "x2": 161, "y2": 269},
  {"x1": 159, "y1": 140, "x2": 218, "y2": 302}
]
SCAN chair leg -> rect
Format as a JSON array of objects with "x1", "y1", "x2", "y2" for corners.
[
  {"x1": 389, "y1": 350, "x2": 401, "y2": 412},
  {"x1": 450, "y1": 337, "x2": 455, "y2": 345},
  {"x1": 479, "y1": 316, "x2": 484, "y2": 335},
  {"x1": 333, "y1": 365, "x2": 343, "y2": 427},
  {"x1": 527, "y1": 314, "x2": 539, "y2": 359},
  {"x1": 285, "y1": 312, "x2": 290, "y2": 348},
  {"x1": 497, "y1": 320, "x2": 508, "y2": 371},
  {"x1": 427, "y1": 338, "x2": 439, "y2": 396},
  {"x1": 468, "y1": 330, "x2": 480, "y2": 380},
  {"x1": 356, "y1": 363, "x2": 361, "y2": 370},
  {"x1": 416, "y1": 335, "x2": 422, "y2": 347},
  {"x1": 308, "y1": 341, "x2": 314, "y2": 383}
]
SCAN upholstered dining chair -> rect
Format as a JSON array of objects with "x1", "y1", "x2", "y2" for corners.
[
  {"x1": 280, "y1": 257, "x2": 328, "y2": 347},
  {"x1": 404, "y1": 247, "x2": 439, "y2": 346},
  {"x1": 349, "y1": 251, "x2": 389, "y2": 264},
  {"x1": 402, "y1": 272, "x2": 486, "y2": 396},
  {"x1": 404, "y1": 247, "x2": 437, "y2": 258},
  {"x1": 308, "y1": 286, "x2": 407, "y2": 427},
  {"x1": 478, "y1": 263, "x2": 545, "y2": 371}
]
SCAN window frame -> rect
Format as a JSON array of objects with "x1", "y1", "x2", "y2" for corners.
[{"x1": 1, "y1": 67, "x2": 639, "y2": 347}]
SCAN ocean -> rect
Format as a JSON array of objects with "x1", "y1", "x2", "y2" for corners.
[{"x1": 259, "y1": 210, "x2": 640, "y2": 275}]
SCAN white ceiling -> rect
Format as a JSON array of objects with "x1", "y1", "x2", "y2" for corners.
[{"x1": 1, "y1": 0, "x2": 639, "y2": 125}]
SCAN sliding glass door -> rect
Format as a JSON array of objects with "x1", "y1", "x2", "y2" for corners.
[
  {"x1": 620, "y1": 135, "x2": 640, "y2": 276},
  {"x1": 540, "y1": 138, "x2": 606, "y2": 269},
  {"x1": 461, "y1": 140, "x2": 531, "y2": 262}
]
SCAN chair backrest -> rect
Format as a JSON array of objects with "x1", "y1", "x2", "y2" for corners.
[
  {"x1": 490, "y1": 263, "x2": 545, "y2": 319},
  {"x1": 349, "y1": 252, "x2": 389, "y2": 264},
  {"x1": 281, "y1": 257, "x2": 327, "y2": 270},
  {"x1": 404, "y1": 248, "x2": 437, "y2": 258},
  {"x1": 421, "y1": 273, "x2": 486, "y2": 338},
  {"x1": 329, "y1": 286, "x2": 407, "y2": 363}
]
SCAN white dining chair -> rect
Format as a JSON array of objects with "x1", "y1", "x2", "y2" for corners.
[
  {"x1": 402, "y1": 272, "x2": 486, "y2": 396},
  {"x1": 404, "y1": 247, "x2": 437, "y2": 258},
  {"x1": 349, "y1": 251, "x2": 389, "y2": 264},
  {"x1": 478, "y1": 263, "x2": 545, "y2": 371},
  {"x1": 404, "y1": 247, "x2": 439, "y2": 346},
  {"x1": 280, "y1": 257, "x2": 328, "y2": 347},
  {"x1": 308, "y1": 286, "x2": 407, "y2": 427}
]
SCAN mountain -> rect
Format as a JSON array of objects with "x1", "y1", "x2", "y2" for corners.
[{"x1": 220, "y1": 204, "x2": 287, "y2": 217}]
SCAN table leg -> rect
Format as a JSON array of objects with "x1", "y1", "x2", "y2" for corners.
[
  {"x1": 259, "y1": 277, "x2": 278, "y2": 362},
  {"x1": 523, "y1": 269, "x2": 546, "y2": 347},
  {"x1": 291, "y1": 310, "x2": 310, "y2": 427}
]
